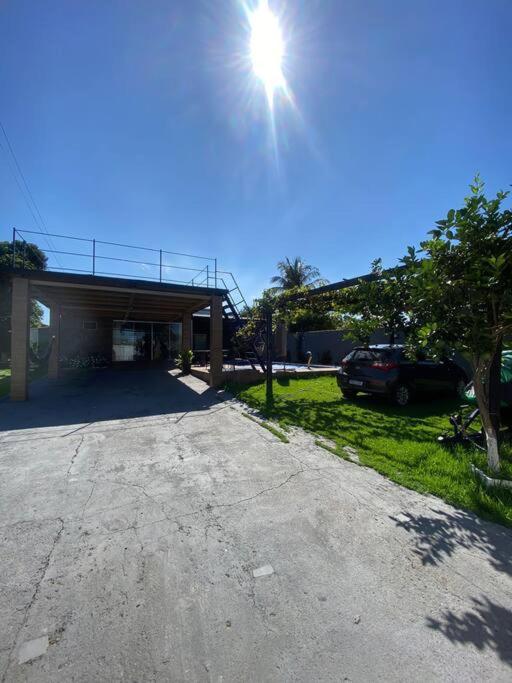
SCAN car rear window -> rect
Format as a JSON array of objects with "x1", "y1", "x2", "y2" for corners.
[
  {"x1": 341, "y1": 350, "x2": 355, "y2": 362},
  {"x1": 353, "y1": 349, "x2": 394, "y2": 362}
]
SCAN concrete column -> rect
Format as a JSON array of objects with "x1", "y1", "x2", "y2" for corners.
[
  {"x1": 275, "y1": 322, "x2": 288, "y2": 360},
  {"x1": 10, "y1": 278, "x2": 30, "y2": 401},
  {"x1": 182, "y1": 311, "x2": 192, "y2": 352},
  {"x1": 209, "y1": 295, "x2": 223, "y2": 387},
  {"x1": 48, "y1": 304, "x2": 61, "y2": 380}
]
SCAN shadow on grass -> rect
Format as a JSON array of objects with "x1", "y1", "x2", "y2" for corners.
[
  {"x1": 258, "y1": 396, "x2": 457, "y2": 448},
  {"x1": 427, "y1": 596, "x2": 512, "y2": 667},
  {"x1": 229, "y1": 376, "x2": 512, "y2": 528},
  {"x1": 391, "y1": 507, "x2": 512, "y2": 576}
]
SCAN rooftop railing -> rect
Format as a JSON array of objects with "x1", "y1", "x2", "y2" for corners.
[
  {"x1": 8, "y1": 229, "x2": 254, "y2": 317},
  {"x1": 10, "y1": 228, "x2": 221, "y2": 289}
]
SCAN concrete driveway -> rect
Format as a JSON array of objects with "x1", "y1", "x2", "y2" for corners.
[{"x1": 1, "y1": 367, "x2": 511, "y2": 682}]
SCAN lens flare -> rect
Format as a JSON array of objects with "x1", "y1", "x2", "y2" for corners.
[{"x1": 249, "y1": 1, "x2": 286, "y2": 108}]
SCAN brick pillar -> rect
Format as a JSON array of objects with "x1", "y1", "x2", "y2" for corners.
[
  {"x1": 10, "y1": 278, "x2": 30, "y2": 401},
  {"x1": 182, "y1": 311, "x2": 192, "y2": 352},
  {"x1": 48, "y1": 304, "x2": 61, "y2": 380},
  {"x1": 209, "y1": 295, "x2": 223, "y2": 387}
]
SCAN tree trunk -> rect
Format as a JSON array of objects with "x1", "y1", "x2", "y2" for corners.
[
  {"x1": 488, "y1": 337, "x2": 503, "y2": 437},
  {"x1": 473, "y1": 354, "x2": 501, "y2": 473},
  {"x1": 484, "y1": 428, "x2": 500, "y2": 474}
]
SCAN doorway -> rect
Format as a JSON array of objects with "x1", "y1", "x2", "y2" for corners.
[{"x1": 112, "y1": 321, "x2": 182, "y2": 362}]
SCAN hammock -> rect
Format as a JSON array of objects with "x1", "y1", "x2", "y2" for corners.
[{"x1": 29, "y1": 336, "x2": 54, "y2": 364}]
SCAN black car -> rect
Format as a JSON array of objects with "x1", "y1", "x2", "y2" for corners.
[{"x1": 336, "y1": 345, "x2": 467, "y2": 406}]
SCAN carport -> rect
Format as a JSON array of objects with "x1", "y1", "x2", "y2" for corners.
[{"x1": 6, "y1": 269, "x2": 227, "y2": 400}]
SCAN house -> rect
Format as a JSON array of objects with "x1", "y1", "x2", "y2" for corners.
[{"x1": 1, "y1": 263, "x2": 233, "y2": 400}]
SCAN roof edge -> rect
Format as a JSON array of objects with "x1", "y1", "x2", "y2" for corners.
[{"x1": 0, "y1": 267, "x2": 229, "y2": 297}]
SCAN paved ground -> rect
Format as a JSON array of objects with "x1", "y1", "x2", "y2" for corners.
[{"x1": 1, "y1": 367, "x2": 511, "y2": 682}]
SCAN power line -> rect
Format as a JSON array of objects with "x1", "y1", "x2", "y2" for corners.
[{"x1": 0, "y1": 121, "x2": 63, "y2": 267}]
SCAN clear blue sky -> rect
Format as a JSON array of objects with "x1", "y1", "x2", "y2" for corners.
[{"x1": 1, "y1": 0, "x2": 511, "y2": 303}]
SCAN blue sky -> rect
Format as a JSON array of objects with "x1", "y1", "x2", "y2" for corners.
[{"x1": 1, "y1": 0, "x2": 511, "y2": 304}]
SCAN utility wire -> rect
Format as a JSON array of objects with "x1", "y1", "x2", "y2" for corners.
[{"x1": 0, "y1": 121, "x2": 63, "y2": 267}]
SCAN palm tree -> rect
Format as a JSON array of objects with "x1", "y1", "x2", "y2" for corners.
[{"x1": 270, "y1": 257, "x2": 328, "y2": 290}]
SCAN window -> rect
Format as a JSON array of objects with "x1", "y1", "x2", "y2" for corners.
[
  {"x1": 353, "y1": 350, "x2": 378, "y2": 362},
  {"x1": 353, "y1": 349, "x2": 398, "y2": 362},
  {"x1": 83, "y1": 320, "x2": 97, "y2": 330},
  {"x1": 112, "y1": 321, "x2": 182, "y2": 362}
]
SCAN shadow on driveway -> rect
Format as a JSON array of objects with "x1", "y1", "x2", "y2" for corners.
[
  {"x1": 391, "y1": 508, "x2": 512, "y2": 668},
  {"x1": 390, "y1": 507, "x2": 512, "y2": 577},
  {"x1": 427, "y1": 595, "x2": 512, "y2": 667},
  {"x1": 0, "y1": 365, "x2": 223, "y2": 432}
]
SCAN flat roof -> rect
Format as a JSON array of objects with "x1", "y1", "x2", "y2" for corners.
[{"x1": 1, "y1": 267, "x2": 228, "y2": 320}]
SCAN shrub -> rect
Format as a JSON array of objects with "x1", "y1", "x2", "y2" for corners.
[
  {"x1": 60, "y1": 353, "x2": 109, "y2": 369},
  {"x1": 175, "y1": 349, "x2": 194, "y2": 375}
]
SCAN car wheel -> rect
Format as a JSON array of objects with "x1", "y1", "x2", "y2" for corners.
[
  {"x1": 393, "y1": 383, "x2": 411, "y2": 406},
  {"x1": 454, "y1": 378, "x2": 467, "y2": 399},
  {"x1": 342, "y1": 389, "x2": 358, "y2": 400}
]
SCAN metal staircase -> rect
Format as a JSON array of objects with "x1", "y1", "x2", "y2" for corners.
[{"x1": 217, "y1": 272, "x2": 266, "y2": 372}]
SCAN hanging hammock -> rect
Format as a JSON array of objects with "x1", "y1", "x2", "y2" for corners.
[{"x1": 29, "y1": 336, "x2": 54, "y2": 364}]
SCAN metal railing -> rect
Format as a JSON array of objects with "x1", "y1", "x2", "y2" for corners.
[
  {"x1": 10, "y1": 228, "x2": 220, "y2": 289},
  {"x1": 217, "y1": 270, "x2": 250, "y2": 318}
]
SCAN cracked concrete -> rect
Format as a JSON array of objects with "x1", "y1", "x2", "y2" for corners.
[
  {"x1": 66, "y1": 435, "x2": 85, "y2": 477},
  {"x1": 1, "y1": 366, "x2": 512, "y2": 682}
]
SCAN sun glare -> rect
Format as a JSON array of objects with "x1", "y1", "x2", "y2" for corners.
[{"x1": 249, "y1": 1, "x2": 286, "y2": 107}]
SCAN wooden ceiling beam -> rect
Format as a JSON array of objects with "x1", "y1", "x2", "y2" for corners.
[
  {"x1": 36, "y1": 293, "x2": 206, "y2": 307},
  {"x1": 61, "y1": 305, "x2": 188, "y2": 314}
]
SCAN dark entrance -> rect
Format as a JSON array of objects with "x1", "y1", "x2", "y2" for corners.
[{"x1": 112, "y1": 321, "x2": 182, "y2": 362}]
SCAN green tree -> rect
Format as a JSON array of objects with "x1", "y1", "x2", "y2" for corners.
[
  {"x1": 338, "y1": 258, "x2": 411, "y2": 345},
  {"x1": 287, "y1": 309, "x2": 336, "y2": 334},
  {"x1": 270, "y1": 257, "x2": 328, "y2": 290},
  {"x1": 0, "y1": 240, "x2": 47, "y2": 271},
  {"x1": 403, "y1": 177, "x2": 512, "y2": 472},
  {"x1": 0, "y1": 241, "x2": 48, "y2": 356}
]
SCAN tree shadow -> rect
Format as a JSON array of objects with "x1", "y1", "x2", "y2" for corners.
[
  {"x1": 427, "y1": 596, "x2": 512, "y2": 667},
  {"x1": 262, "y1": 396, "x2": 447, "y2": 447},
  {"x1": 390, "y1": 508, "x2": 512, "y2": 576}
]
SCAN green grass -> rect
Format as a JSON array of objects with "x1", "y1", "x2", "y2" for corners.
[
  {"x1": 227, "y1": 375, "x2": 512, "y2": 528},
  {"x1": 0, "y1": 366, "x2": 47, "y2": 399},
  {"x1": 242, "y1": 412, "x2": 290, "y2": 443}
]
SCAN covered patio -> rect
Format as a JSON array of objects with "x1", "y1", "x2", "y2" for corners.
[{"x1": 5, "y1": 269, "x2": 228, "y2": 400}]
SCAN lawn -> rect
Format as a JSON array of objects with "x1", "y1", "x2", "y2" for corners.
[{"x1": 227, "y1": 375, "x2": 512, "y2": 528}]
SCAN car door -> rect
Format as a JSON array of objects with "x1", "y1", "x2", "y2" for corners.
[
  {"x1": 414, "y1": 359, "x2": 447, "y2": 393},
  {"x1": 436, "y1": 359, "x2": 462, "y2": 392}
]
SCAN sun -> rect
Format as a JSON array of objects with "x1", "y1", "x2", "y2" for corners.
[{"x1": 249, "y1": 1, "x2": 286, "y2": 107}]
